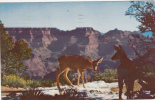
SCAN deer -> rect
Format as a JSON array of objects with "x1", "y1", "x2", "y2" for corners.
[
  {"x1": 111, "y1": 45, "x2": 137, "y2": 99},
  {"x1": 56, "y1": 55, "x2": 103, "y2": 91}
]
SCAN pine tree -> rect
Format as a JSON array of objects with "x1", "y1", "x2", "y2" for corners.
[
  {"x1": 126, "y1": 1, "x2": 155, "y2": 37},
  {"x1": 1, "y1": 21, "x2": 32, "y2": 76}
]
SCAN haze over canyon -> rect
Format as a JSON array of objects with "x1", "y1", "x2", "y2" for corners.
[{"x1": 7, "y1": 27, "x2": 137, "y2": 80}]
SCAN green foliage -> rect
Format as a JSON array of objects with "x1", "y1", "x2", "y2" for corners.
[
  {"x1": 93, "y1": 68, "x2": 118, "y2": 83},
  {"x1": 93, "y1": 73, "x2": 104, "y2": 81},
  {"x1": 1, "y1": 74, "x2": 56, "y2": 89},
  {"x1": 27, "y1": 80, "x2": 41, "y2": 88},
  {"x1": 126, "y1": 1, "x2": 155, "y2": 33},
  {"x1": 22, "y1": 72, "x2": 30, "y2": 81},
  {"x1": 126, "y1": 1, "x2": 155, "y2": 92},
  {"x1": 12, "y1": 39, "x2": 32, "y2": 60},
  {"x1": 1, "y1": 75, "x2": 26, "y2": 88},
  {"x1": 59, "y1": 71, "x2": 75, "y2": 85},
  {"x1": 145, "y1": 72, "x2": 155, "y2": 81},
  {"x1": 41, "y1": 79, "x2": 56, "y2": 87},
  {"x1": 0, "y1": 22, "x2": 32, "y2": 75},
  {"x1": 0, "y1": 25, "x2": 14, "y2": 54},
  {"x1": 103, "y1": 69, "x2": 118, "y2": 79}
]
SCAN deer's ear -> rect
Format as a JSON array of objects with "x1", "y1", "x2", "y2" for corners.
[
  {"x1": 119, "y1": 45, "x2": 123, "y2": 50},
  {"x1": 87, "y1": 56, "x2": 93, "y2": 62},
  {"x1": 113, "y1": 45, "x2": 119, "y2": 51},
  {"x1": 97, "y1": 57, "x2": 103, "y2": 63}
]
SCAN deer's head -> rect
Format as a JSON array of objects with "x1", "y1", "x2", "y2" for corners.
[
  {"x1": 88, "y1": 56, "x2": 103, "y2": 71},
  {"x1": 111, "y1": 45, "x2": 127, "y2": 60}
]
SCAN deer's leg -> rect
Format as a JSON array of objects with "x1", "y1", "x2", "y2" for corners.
[
  {"x1": 131, "y1": 80, "x2": 134, "y2": 98},
  {"x1": 125, "y1": 72, "x2": 134, "y2": 99},
  {"x1": 118, "y1": 69, "x2": 123, "y2": 99},
  {"x1": 125, "y1": 78, "x2": 129, "y2": 99},
  {"x1": 56, "y1": 67, "x2": 67, "y2": 90},
  {"x1": 77, "y1": 70, "x2": 81, "y2": 86},
  {"x1": 79, "y1": 70, "x2": 85, "y2": 88},
  {"x1": 128, "y1": 78, "x2": 134, "y2": 99},
  {"x1": 118, "y1": 79, "x2": 123, "y2": 99},
  {"x1": 63, "y1": 69, "x2": 74, "y2": 87}
]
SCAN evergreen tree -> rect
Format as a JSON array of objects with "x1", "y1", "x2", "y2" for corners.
[
  {"x1": 126, "y1": 1, "x2": 155, "y2": 37},
  {"x1": 1, "y1": 21, "x2": 32, "y2": 76},
  {"x1": 126, "y1": 1, "x2": 155, "y2": 95}
]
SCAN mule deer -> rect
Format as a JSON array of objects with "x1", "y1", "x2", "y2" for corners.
[
  {"x1": 111, "y1": 45, "x2": 137, "y2": 99},
  {"x1": 56, "y1": 55, "x2": 103, "y2": 90}
]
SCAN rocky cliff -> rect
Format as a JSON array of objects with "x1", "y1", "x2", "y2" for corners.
[{"x1": 7, "y1": 27, "x2": 137, "y2": 80}]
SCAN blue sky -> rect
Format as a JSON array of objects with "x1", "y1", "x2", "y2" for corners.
[{"x1": 0, "y1": 1, "x2": 141, "y2": 33}]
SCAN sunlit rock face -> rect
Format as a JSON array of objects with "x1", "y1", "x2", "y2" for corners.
[{"x1": 8, "y1": 27, "x2": 136, "y2": 80}]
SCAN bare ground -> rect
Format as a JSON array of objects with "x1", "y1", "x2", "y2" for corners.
[
  {"x1": 1, "y1": 86, "x2": 27, "y2": 97},
  {"x1": 1, "y1": 81, "x2": 142, "y2": 97}
]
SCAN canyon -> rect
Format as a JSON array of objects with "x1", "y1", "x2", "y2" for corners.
[{"x1": 7, "y1": 27, "x2": 137, "y2": 80}]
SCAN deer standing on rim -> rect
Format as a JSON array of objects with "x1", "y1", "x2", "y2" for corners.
[
  {"x1": 56, "y1": 55, "x2": 103, "y2": 91},
  {"x1": 111, "y1": 45, "x2": 137, "y2": 99}
]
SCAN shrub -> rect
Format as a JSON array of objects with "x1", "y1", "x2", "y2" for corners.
[
  {"x1": 20, "y1": 89, "x2": 51, "y2": 100},
  {"x1": 145, "y1": 72, "x2": 155, "y2": 82},
  {"x1": 59, "y1": 71, "x2": 75, "y2": 86},
  {"x1": 27, "y1": 80, "x2": 41, "y2": 88},
  {"x1": 104, "y1": 69, "x2": 118, "y2": 79},
  {"x1": 93, "y1": 73, "x2": 105, "y2": 81},
  {"x1": 93, "y1": 68, "x2": 118, "y2": 83},
  {"x1": 55, "y1": 88, "x2": 88, "y2": 100},
  {"x1": 1, "y1": 75, "x2": 26, "y2": 88},
  {"x1": 19, "y1": 88, "x2": 88, "y2": 100},
  {"x1": 41, "y1": 80, "x2": 56, "y2": 87},
  {"x1": 144, "y1": 72, "x2": 155, "y2": 94}
]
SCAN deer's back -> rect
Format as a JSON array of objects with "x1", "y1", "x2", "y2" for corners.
[
  {"x1": 119, "y1": 59, "x2": 137, "y2": 71},
  {"x1": 58, "y1": 55, "x2": 92, "y2": 70}
]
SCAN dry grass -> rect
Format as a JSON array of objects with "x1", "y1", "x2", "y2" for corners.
[
  {"x1": 1, "y1": 86, "x2": 27, "y2": 97},
  {"x1": 1, "y1": 86, "x2": 27, "y2": 92}
]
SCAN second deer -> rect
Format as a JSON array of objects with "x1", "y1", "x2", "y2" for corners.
[
  {"x1": 111, "y1": 45, "x2": 137, "y2": 99},
  {"x1": 56, "y1": 55, "x2": 103, "y2": 91}
]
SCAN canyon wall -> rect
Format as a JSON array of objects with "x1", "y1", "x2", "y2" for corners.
[{"x1": 7, "y1": 27, "x2": 136, "y2": 80}]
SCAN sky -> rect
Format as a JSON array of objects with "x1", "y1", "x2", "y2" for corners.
[{"x1": 0, "y1": 1, "x2": 141, "y2": 33}]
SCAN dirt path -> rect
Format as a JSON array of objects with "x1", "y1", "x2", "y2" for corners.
[
  {"x1": 1, "y1": 86, "x2": 27, "y2": 97},
  {"x1": 1, "y1": 86, "x2": 27, "y2": 92}
]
